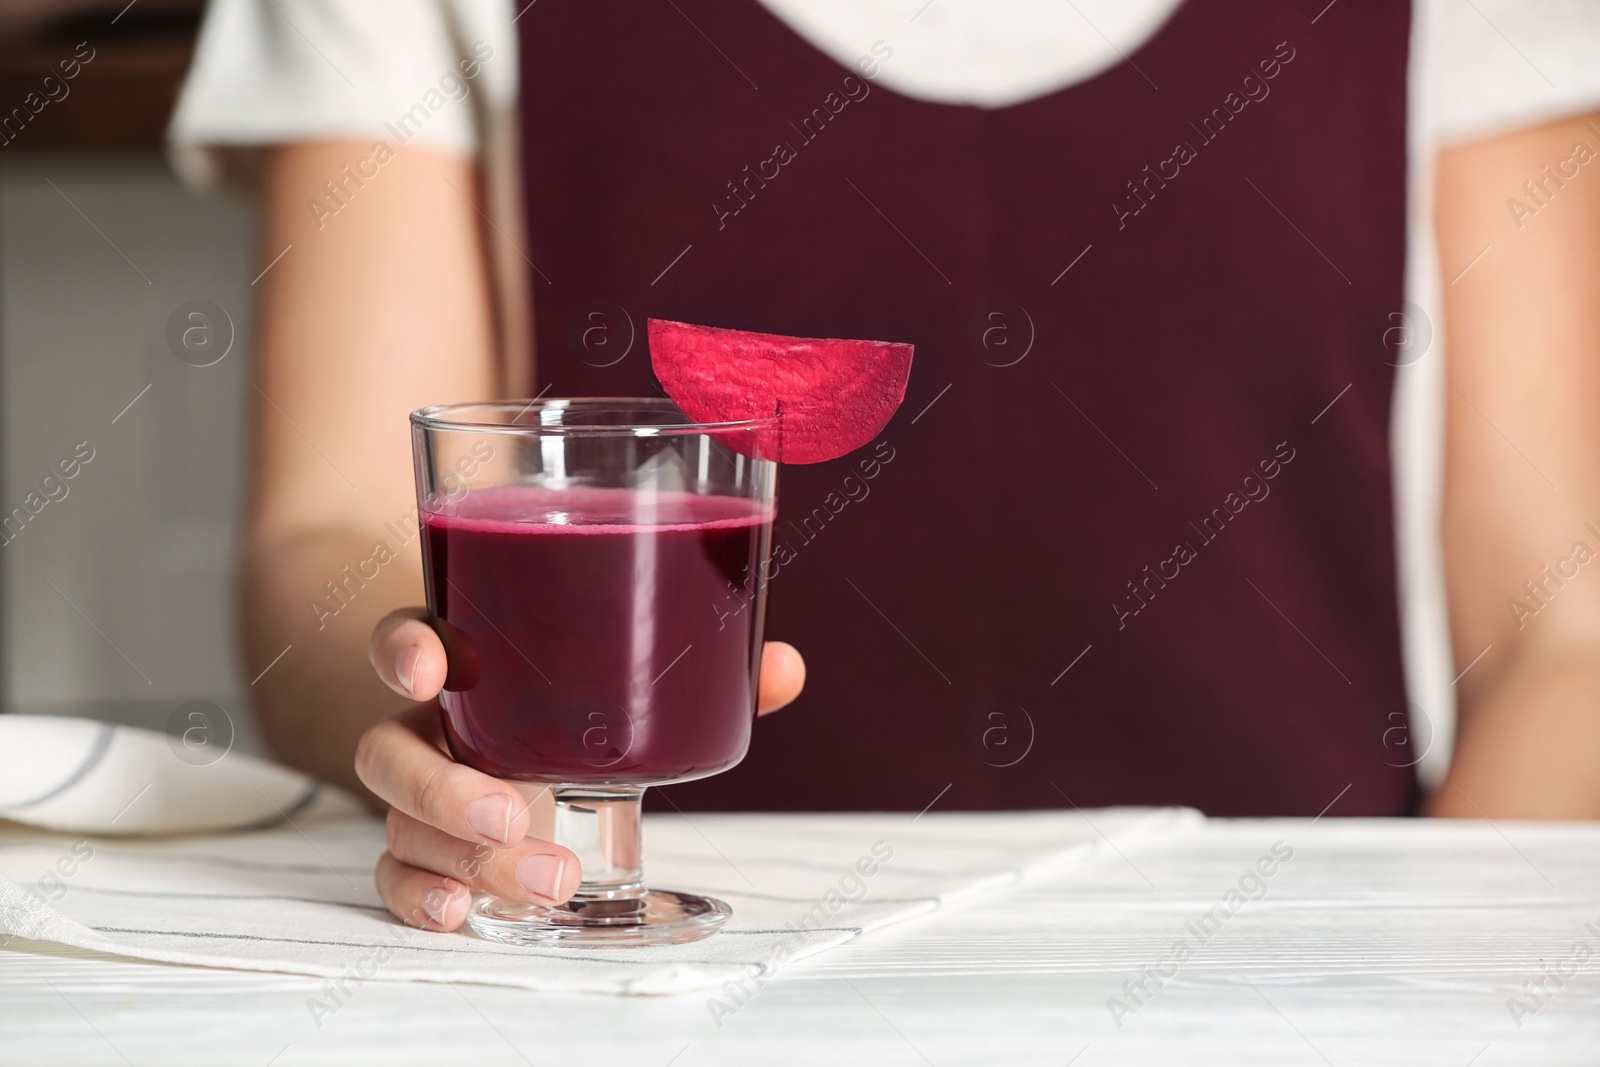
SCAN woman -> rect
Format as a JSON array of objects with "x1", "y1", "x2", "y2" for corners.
[{"x1": 170, "y1": 0, "x2": 1600, "y2": 930}]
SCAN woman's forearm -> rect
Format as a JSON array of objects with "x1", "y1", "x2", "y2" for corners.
[
  {"x1": 241, "y1": 528, "x2": 426, "y2": 799},
  {"x1": 1429, "y1": 646, "x2": 1600, "y2": 818},
  {"x1": 240, "y1": 142, "x2": 499, "y2": 795},
  {"x1": 1434, "y1": 114, "x2": 1600, "y2": 820}
]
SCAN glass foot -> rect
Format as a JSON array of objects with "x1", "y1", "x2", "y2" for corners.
[{"x1": 467, "y1": 889, "x2": 731, "y2": 947}]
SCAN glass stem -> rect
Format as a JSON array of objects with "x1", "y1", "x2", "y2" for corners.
[{"x1": 551, "y1": 786, "x2": 645, "y2": 902}]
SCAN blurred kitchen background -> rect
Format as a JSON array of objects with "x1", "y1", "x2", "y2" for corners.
[{"x1": 0, "y1": 0, "x2": 264, "y2": 750}]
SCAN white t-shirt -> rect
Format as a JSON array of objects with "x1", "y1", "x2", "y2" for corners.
[
  {"x1": 168, "y1": 0, "x2": 1600, "y2": 172},
  {"x1": 167, "y1": 0, "x2": 1600, "y2": 789}
]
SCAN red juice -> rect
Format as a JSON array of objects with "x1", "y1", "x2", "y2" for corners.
[{"x1": 421, "y1": 485, "x2": 773, "y2": 785}]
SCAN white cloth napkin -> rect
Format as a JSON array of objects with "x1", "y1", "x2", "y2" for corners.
[
  {"x1": 0, "y1": 715, "x2": 364, "y2": 833},
  {"x1": 0, "y1": 716, "x2": 1202, "y2": 996}
]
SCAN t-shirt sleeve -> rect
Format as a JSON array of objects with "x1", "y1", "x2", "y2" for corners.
[
  {"x1": 1425, "y1": 0, "x2": 1600, "y2": 146},
  {"x1": 166, "y1": 0, "x2": 517, "y2": 192}
]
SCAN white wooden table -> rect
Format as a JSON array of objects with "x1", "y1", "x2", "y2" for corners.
[{"x1": 3, "y1": 817, "x2": 1597, "y2": 1065}]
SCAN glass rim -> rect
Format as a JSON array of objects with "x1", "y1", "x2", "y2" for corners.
[{"x1": 410, "y1": 398, "x2": 781, "y2": 437}]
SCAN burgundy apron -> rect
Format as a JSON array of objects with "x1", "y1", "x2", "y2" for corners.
[{"x1": 517, "y1": 0, "x2": 1418, "y2": 816}]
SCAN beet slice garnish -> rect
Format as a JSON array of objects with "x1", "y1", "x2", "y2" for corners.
[{"x1": 648, "y1": 318, "x2": 914, "y2": 464}]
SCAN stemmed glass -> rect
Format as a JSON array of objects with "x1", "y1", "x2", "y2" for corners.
[{"x1": 410, "y1": 399, "x2": 777, "y2": 946}]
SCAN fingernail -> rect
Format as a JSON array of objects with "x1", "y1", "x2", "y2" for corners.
[
  {"x1": 394, "y1": 646, "x2": 421, "y2": 697},
  {"x1": 516, "y1": 854, "x2": 568, "y2": 901},
  {"x1": 421, "y1": 885, "x2": 462, "y2": 926},
  {"x1": 464, "y1": 794, "x2": 514, "y2": 845}
]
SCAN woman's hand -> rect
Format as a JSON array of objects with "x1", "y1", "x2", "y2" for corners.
[{"x1": 357, "y1": 607, "x2": 806, "y2": 929}]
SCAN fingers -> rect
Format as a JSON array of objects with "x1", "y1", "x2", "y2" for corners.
[
  {"x1": 364, "y1": 625, "x2": 801, "y2": 932},
  {"x1": 375, "y1": 851, "x2": 472, "y2": 930},
  {"x1": 385, "y1": 808, "x2": 580, "y2": 904},
  {"x1": 757, "y1": 640, "x2": 805, "y2": 716},
  {"x1": 369, "y1": 607, "x2": 449, "y2": 701},
  {"x1": 362, "y1": 706, "x2": 577, "y2": 930},
  {"x1": 355, "y1": 704, "x2": 533, "y2": 847}
]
